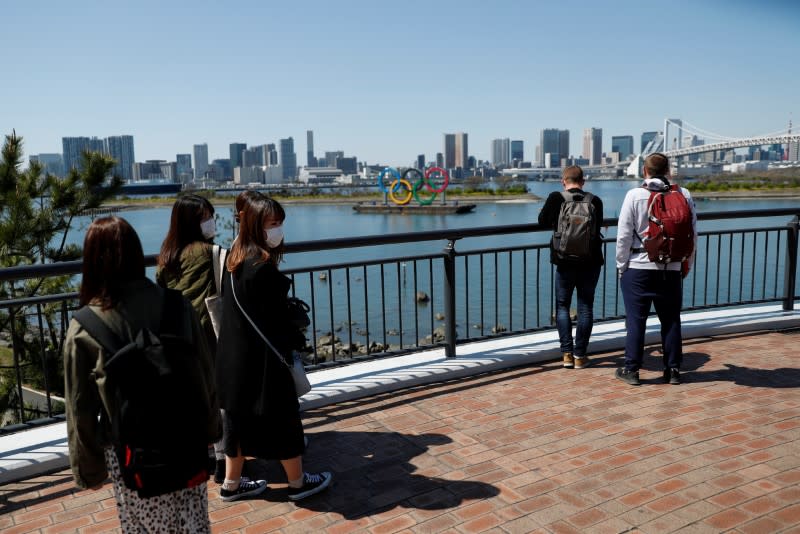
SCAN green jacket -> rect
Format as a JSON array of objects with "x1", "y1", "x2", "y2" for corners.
[
  {"x1": 63, "y1": 278, "x2": 221, "y2": 489},
  {"x1": 156, "y1": 241, "x2": 217, "y2": 350}
]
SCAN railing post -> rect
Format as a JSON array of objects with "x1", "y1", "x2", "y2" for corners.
[
  {"x1": 782, "y1": 216, "x2": 799, "y2": 311},
  {"x1": 9, "y1": 308, "x2": 26, "y2": 423},
  {"x1": 443, "y1": 239, "x2": 458, "y2": 358}
]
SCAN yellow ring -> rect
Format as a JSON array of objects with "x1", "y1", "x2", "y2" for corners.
[{"x1": 388, "y1": 179, "x2": 413, "y2": 205}]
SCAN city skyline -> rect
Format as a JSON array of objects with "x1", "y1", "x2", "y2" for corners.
[{"x1": 2, "y1": 0, "x2": 798, "y2": 166}]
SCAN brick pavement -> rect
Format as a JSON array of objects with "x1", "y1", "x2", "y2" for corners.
[{"x1": 1, "y1": 329, "x2": 799, "y2": 533}]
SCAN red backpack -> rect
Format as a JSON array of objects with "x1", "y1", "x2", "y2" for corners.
[{"x1": 641, "y1": 183, "x2": 694, "y2": 264}]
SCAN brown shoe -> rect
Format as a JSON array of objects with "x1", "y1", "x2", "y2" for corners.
[
  {"x1": 574, "y1": 356, "x2": 590, "y2": 369},
  {"x1": 562, "y1": 352, "x2": 574, "y2": 368}
]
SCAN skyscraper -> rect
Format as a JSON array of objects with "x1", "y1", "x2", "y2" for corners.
[
  {"x1": 306, "y1": 130, "x2": 316, "y2": 167},
  {"x1": 583, "y1": 128, "x2": 602, "y2": 165},
  {"x1": 611, "y1": 135, "x2": 634, "y2": 161},
  {"x1": 29, "y1": 154, "x2": 64, "y2": 177},
  {"x1": 443, "y1": 134, "x2": 456, "y2": 168},
  {"x1": 176, "y1": 154, "x2": 193, "y2": 182},
  {"x1": 641, "y1": 131, "x2": 659, "y2": 153},
  {"x1": 104, "y1": 135, "x2": 135, "y2": 181},
  {"x1": 416, "y1": 154, "x2": 425, "y2": 169},
  {"x1": 229, "y1": 143, "x2": 247, "y2": 169},
  {"x1": 62, "y1": 136, "x2": 104, "y2": 174},
  {"x1": 279, "y1": 137, "x2": 297, "y2": 181},
  {"x1": 511, "y1": 140, "x2": 524, "y2": 162},
  {"x1": 193, "y1": 144, "x2": 209, "y2": 180},
  {"x1": 455, "y1": 132, "x2": 469, "y2": 169},
  {"x1": 491, "y1": 138, "x2": 510, "y2": 167},
  {"x1": 540, "y1": 129, "x2": 569, "y2": 167}
]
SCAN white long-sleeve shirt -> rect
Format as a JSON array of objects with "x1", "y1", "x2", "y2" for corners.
[{"x1": 615, "y1": 183, "x2": 697, "y2": 273}]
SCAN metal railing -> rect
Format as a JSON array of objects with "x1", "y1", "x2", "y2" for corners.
[{"x1": 1, "y1": 208, "x2": 798, "y2": 430}]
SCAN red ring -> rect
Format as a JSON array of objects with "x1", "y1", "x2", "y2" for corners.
[{"x1": 423, "y1": 167, "x2": 450, "y2": 193}]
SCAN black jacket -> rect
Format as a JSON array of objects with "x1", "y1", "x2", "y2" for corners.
[{"x1": 538, "y1": 187, "x2": 605, "y2": 266}]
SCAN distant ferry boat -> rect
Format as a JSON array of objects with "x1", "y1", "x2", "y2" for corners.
[{"x1": 118, "y1": 180, "x2": 182, "y2": 195}]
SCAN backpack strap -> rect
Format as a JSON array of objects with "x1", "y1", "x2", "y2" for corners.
[
  {"x1": 73, "y1": 289, "x2": 185, "y2": 353},
  {"x1": 73, "y1": 307, "x2": 125, "y2": 355},
  {"x1": 158, "y1": 288, "x2": 186, "y2": 337}
]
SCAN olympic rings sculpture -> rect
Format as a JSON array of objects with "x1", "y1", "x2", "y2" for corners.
[{"x1": 376, "y1": 167, "x2": 450, "y2": 206}]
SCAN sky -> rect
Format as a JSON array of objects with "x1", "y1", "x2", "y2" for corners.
[{"x1": 2, "y1": 0, "x2": 799, "y2": 167}]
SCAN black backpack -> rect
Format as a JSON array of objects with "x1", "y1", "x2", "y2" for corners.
[
  {"x1": 552, "y1": 191, "x2": 597, "y2": 263},
  {"x1": 74, "y1": 289, "x2": 210, "y2": 498}
]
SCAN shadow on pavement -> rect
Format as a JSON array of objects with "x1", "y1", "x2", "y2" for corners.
[{"x1": 244, "y1": 430, "x2": 500, "y2": 520}]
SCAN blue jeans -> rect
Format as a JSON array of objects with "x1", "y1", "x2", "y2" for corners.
[
  {"x1": 620, "y1": 268, "x2": 683, "y2": 372},
  {"x1": 555, "y1": 264, "x2": 601, "y2": 357}
]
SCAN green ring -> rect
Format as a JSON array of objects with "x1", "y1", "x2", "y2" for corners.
[{"x1": 413, "y1": 178, "x2": 437, "y2": 205}]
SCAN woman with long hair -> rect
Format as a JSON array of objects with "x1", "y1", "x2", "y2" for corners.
[
  {"x1": 156, "y1": 194, "x2": 218, "y2": 349},
  {"x1": 215, "y1": 195, "x2": 332, "y2": 502},
  {"x1": 64, "y1": 216, "x2": 220, "y2": 533}
]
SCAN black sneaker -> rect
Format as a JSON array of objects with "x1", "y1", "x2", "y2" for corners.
[
  {"x1": 664, "y1": 368, "x2": 681, "y2": 384},
  {"x1": 220, "y1": 478, "x2": 267, "y2": 502},
  {"x1": 615, "y1": 367, "x2": 641, "y2": 386},
  {"x1": 287, "y1": 471, "x2": 332, "y2": 501}
]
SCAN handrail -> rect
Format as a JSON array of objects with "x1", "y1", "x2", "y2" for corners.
[{"x1": 2, "y1": 208, "x2": 799, "y2": 282}]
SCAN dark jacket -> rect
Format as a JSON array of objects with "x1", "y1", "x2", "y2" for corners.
[
  {"x1": 63, "y1": 279, "x2": 221, "y2": 489},
  {"x1": 156, "y1": 241, "x2": 217, "y2": 351},
  {"x1": 538, "y1": 187, "x2": 605, "y2": 266},
  {"x1": 215, "y1": 258, "x2": 306, "y2": 458}
]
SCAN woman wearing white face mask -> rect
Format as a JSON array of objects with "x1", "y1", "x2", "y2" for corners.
[
  {"x1": 215, "y1": 195, "x2": 332, "y2": 503},
  {"x1": 157, "y1": 194, "x2": 219, "y2": 350},
  {"x1": 157, "y1": 194, "x2": 229, "y2": 484}
]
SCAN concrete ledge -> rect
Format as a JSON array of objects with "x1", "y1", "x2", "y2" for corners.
[{"x1": 2, "y1": 304, "x2": 798, "y2": 485}]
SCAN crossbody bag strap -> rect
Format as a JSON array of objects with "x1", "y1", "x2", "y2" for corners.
[
  {"x1": 229, "y1": 272, "x2": 291, "y2": 371},
  {"x1": 211, "y1": 245, "x2": 221, "y2": 295}
]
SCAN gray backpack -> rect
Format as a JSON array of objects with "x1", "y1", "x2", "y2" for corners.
[{"x1": 552, "y1": 191, "x2": 596, "y2": 263}]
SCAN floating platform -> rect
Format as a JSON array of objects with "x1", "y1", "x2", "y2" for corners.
[{"x1": 353, "y1": 202, "x2": 476, "y2": 215}]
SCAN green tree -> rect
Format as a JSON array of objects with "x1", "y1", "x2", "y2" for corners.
[{"x1": 0, "y1": 131, "x2": 120, "y2": 423}]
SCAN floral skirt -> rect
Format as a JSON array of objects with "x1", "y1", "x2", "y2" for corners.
[{"x1": 104, "y1": 448, "x2": 210, "y2": 534}]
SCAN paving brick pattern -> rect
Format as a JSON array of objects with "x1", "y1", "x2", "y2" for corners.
[{"x1": 1, "y1": 329, "x2": 799, "y2": 533}]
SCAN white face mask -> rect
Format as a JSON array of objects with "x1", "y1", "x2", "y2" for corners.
[
  {"x1": 265, "y1": 225, "x2": 284, "y2": 248},
  {"x1": 200, "y1": 218, "x2": 216, "y2": 239}
]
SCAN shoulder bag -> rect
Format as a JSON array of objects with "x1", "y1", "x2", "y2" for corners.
[
  {"x1": 204, "y1": 245, "x2": 227, "y2": 337},
  {"x1": 229, "y1": 273, "x2": 312, "y2": 397}
]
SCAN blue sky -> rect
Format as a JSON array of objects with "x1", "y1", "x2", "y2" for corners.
[{"x1": 2, "y1": 0, "x2": 798, "y2": 167}]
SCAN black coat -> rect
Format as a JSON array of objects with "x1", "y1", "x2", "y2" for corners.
[
  {"x1": 215, "y1": 258, "x2": 306, "y2": 459},
  {"x1": 538, "y1": 188, "x2": 605, "y2": 267}
]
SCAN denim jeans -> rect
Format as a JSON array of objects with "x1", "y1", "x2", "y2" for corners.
[
  {"x1": 620, "y1": 268, "x2": 683, "y2": 372},
  {"x1": 555, "y1": 264, "x2": 602, "y2": 357}
]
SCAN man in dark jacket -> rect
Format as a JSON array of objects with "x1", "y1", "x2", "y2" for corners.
[{"x1": 538, "y1": 165, "x2": 604, "y2": 369}]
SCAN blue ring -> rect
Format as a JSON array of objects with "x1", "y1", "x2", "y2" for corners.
[{"x1": 377, "y1": 167, "x2": 402, "y2": 194}]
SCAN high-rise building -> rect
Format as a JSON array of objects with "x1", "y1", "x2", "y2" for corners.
[
  {"x1": 62, "y1": 136, "x2": 104, "y2": 174},
  {"x1": 582, "y1": 128, "x2": 602, "y2": 165},
  {"x1": 491, "y1": 138, "x2": 510, "y2": 167},
  {"x1": 306, "y1": 130, "x2": 316, "y2": 166},
  {"x1": 229, "y1": 143, "x2": 247, "y2": 169},
  {"x1": 540, "y1": 129, "x2": 569, "y2": 167},
  {"x1": 416, "y1": 154, "x2": 425, "y2": 169},
  {"x1": 104, "y1": 135, "x2": 135, "y2": 181},
  {"x1": 443, "y1": 134, "x2": 456, "y2": 168},
  {"x1": 193, "y1": 144, "x2": 209, "y2": 180},
  {"x1": 211, "y1": 159, "x2": 231, "y2": 181},
  {"x1": 242, "y1": 145, "x2": 269, "y2": 167},
  {"x1": 279, "y1": 137, "x2": 297, "y2": 181},
  {"x1": 29, "y1": 154, "x2": 64, "y2": 177},
  {"x1": 265, "y1": 143, "x2": 278, "y2": 166},
  {"x1": 455, "y1": 132, "x2": 469, "y2": 169},
  {"x1": 641, "y1": 131, "x2": 658, "y2": 153},
  {"x1": 176, "y1": 154, "x2": 192, "y2": 182},
  {"x1": 325, "y1": 151, "x2": 344, "y2": 168},
  {"x1": 511, "y1": 140, "x2": 524, "y2": 162},
  {"x1": 336, "y1": 156, "x2": 358, "y2": 175},
  {"x1": 611, "y1": 135, "x2": 634, "y2": 161},
  {"x1": 436, "y1": 152, "x2": 444, "y2": 168}
]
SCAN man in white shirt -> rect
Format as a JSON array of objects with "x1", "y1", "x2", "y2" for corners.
[{"x1": 614, "y1": 153, "x2": 697, "y2": 386}]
